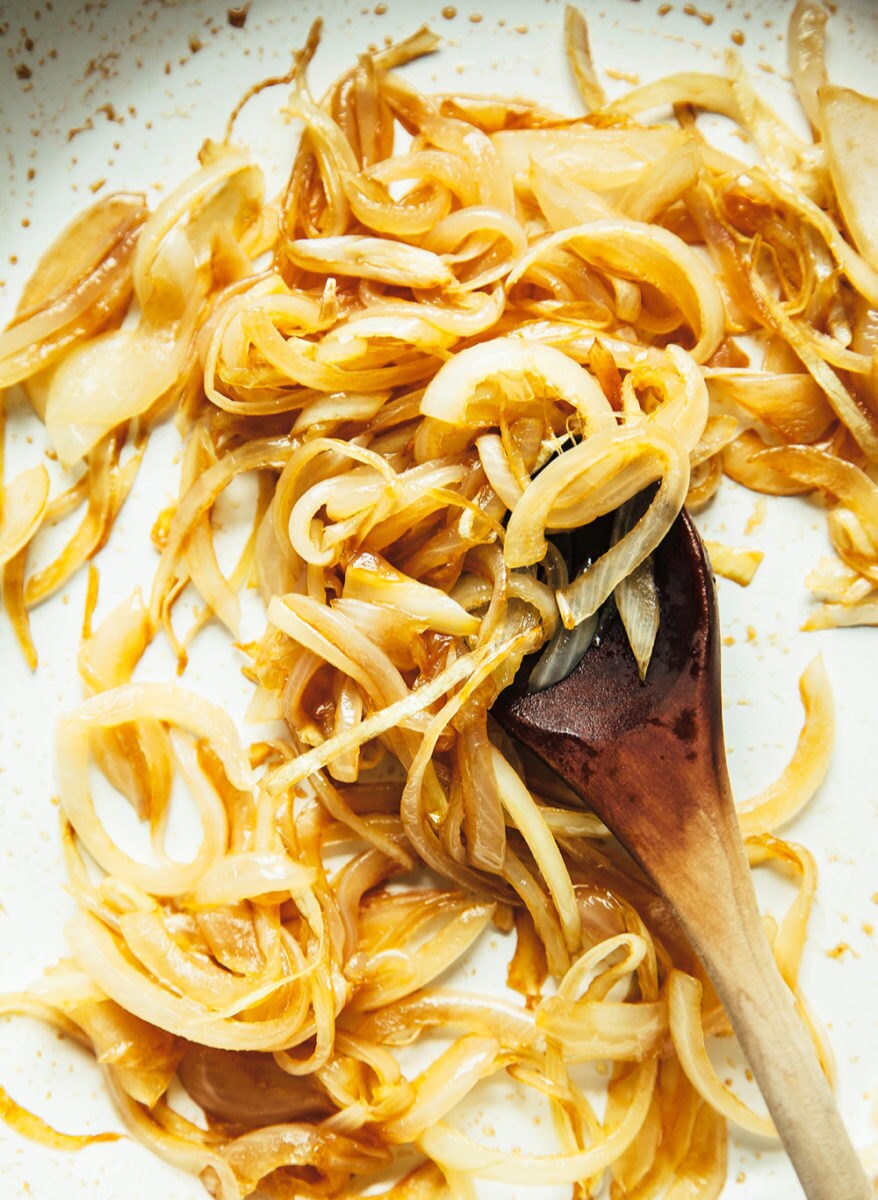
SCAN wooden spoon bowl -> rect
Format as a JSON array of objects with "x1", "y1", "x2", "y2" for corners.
[{"x1": 492, "y1": 509, "x2": 869, "y2": 1200}]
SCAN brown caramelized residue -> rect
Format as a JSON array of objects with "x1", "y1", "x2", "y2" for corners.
[
  {"x1": 85, "y1": 51, "x2": 120, "y2": 81},
  {"x1": 227, "y1": 4, "x2": 249, "y2": 28},
  {"x1": 15, "y1": 63, "x2": 32, "y2": 80},
  {"x1": 745, "y1": 497, "x2": 766, "y2": 533},
  {"x1": 658, "y1": 4, "x2": 672, "y2": 16},
  {"x1": 441, "y1": 5, "x2": 457, "y2": 15},
  {"x1": 682, "y1": 3, "x2": 714, "y2": 24},
  {"x1": 826, "y1": 943, "x2": 858, "y2": 959},
  {"x1": 732, "y1": 28, "x2": 745, "y2": 45},
  {"x1": 97, "y1": 103, "x2": 123, "y2": 124}
]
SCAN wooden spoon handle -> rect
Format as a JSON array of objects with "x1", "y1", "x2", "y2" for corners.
[{"x1": 652, "y1": 799, "x2": 871, "y2": 1200}]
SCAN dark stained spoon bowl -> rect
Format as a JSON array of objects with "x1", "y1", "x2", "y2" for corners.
[{"x1": 492, "y1": 508, "x2": 870, "y2": 1200}]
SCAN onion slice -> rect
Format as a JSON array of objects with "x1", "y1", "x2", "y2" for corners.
[{"x1": 0, "y1": 466, "x2": 49, "y2": 569}]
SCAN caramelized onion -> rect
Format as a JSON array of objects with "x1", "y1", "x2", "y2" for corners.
[{"x1": 1, "y1": 10, "x2": 872, "y2": 1199}]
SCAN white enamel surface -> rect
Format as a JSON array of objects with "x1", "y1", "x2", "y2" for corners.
[{"x1": 1, "y1": 1, "x2": 877, "y2": 1197}]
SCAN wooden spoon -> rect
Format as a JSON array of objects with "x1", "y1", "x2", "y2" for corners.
[{"x1": 492, "y1": 508, "x2": 870, "y2": 1200}]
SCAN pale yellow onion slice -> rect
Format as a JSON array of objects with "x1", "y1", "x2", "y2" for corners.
[
  {"x1": 704, "y1": 541, "x2": 764, "y2": 586},
  {"x1": 620, "y1": 344, "x2": 710, "y2": 455},
  {"x1": 416, "y1": 109, "x2": 515, "y2": 214},
  {"x1": 315, "y1": 312, "x2": 457, "y2": 364},
  {"x1": 17, "y1": 979, "x2": 183, "y2": 1108},
  {"x1": 620, "y1": 137, "x2": 702, "y2": 225},
  {"x1": 762, "y1": 444, "x2": 878, "y2": 544},
  {"x1": 503, "y1": 427, "x2": 663, "y2": 568},
  {"x1": 356, "y1": 284, "x2": 506, "y2": 337},
  {"x1": 204, "y1": 278, "x2": 330, "y2": 414},
  {"x1": 564, "y1": 4, "x2": 606, "y2": 111},
  {"x1": 806, "y1": 556, "x2": 873, "y2": 606},
  {"x1": 608, "y1": 64, "x2": 819, "y2": 197},
  {"x1": 476, "y1": 434, "x2": 525, "y2": 511},
  {"x1": 246, "y1": 309, "x2": 434, "y2": 394},
  {"x1": 668, "y1": 971, "x2": 777, "y2": 1139},
  {"x1": 44, "y1": 326, "x2": 188, "y2": 467},
  {"x1": 281, "y1": 593, "x2": 460, "y2": 776},
  {"x1": 737, "y1": 657, "x2": 834, "y2": 836},
  {"x1": 705, "y1": 368, "x2": 835, "y2": 444},
  {"x1": 530, "y1": 159, "x2": 617, "y2": 230},
  {"x1": 190, "y1": 852, "x2": 317, "y2": 908},
  {"x1": 65, "y1": 682, "x2": 251, "y2": 789},
  {"x1": 66, "y1": 911, "x2": 314, "y2": 1051},
  {"x1": 349, "y1": 903, "x2": 496, "y2": 1013},
  {"x1": 418, "y1": 1059, "x2": 657, "y2": 1183},
  {"x1": 420, "y1": 206, "x2": 528, "y2": 292},
  {"x1": 557, "y1": 931, "x2": 650, "y2": 1001},
  {"x1": 555, "y1": 431, "x2": 689, "y2": 628},
  {"x1": 415, "y1": 336, "x2": 616, "y2": 461},
  {"x1": 345, "y1": 167, "x2": 454, "y2": 240},
  {"x1": 615, "y1": 552, "x2": 659, "y2": 681},
  {"x1": 132, "y1": 147, "x2": 252, "y2": 306},
  {"x1": 266, "y1": 592, "x2": 409, "y2": 710},
  {"x1": 788, "y1": 0, "x2": 828, "y2": 131},
  {"x1": 819, "y1": 84, "x2": 878, "y2": 273},
  {"x1": 365, "y1": 147, "x2": 477, "y2": 211},
  {"x1": 284, "y1": 235, "x2": 453, "y2": 288},
  {"x1": 183, "y1": 513, "x2": 241, "y2": 640},
  {"x1": 804, "y1": 597, "x2": 878, "y2": 630},
  {"x1": 506, "y1": 220, "x2": 725, "y2": 363},
  {"x1": 326, "y1": 675, "x2": 365, "y2": 784},
  {"x1": 343, "y1": 550, "x2": 480, "y2": 637},
  {"x1": 357, "y1": 990, "x2": 540, "y2": 1052},
  {"x1": 504, "y1": 421, "x2": 685, "y2": 569},
  {"x1": 264, "y1": 639, "x2": 480, "y2": 797},
  {"x1": 0, "y1": 194, "x2": 147, "y2": 393},
  {"x1": 101, "y1": 1072, "x2": 238, "y2": 1193},
  {"x1": 78, "y1": 589, "x2": 171, "y2": 825},
  {"x1": 56, "y1": 685, "x2": 251, "y2": 896},
  {"x1": 117, "y1": 909, "x2": 289, "y2": 1014},
  {"x1": 287, "y1": 454, "x2": 465, "y2": 568},
  {"x1": 739, "y1": 167, "x2": 878, "y2": 308},
  {"x1": 0, "y1": 466, "x2": 49, "y2": 568},
  {"x1": 746, "y1": 836, "x2": 818, "y2": 991},
  {"x1": 491, "y1": 747, "x2": 581, "y2": 952},
  {"x1": 150, "y1": 435, "x2": 294, "y2": 629},
  {"x1": 537, "y1": 995, "x2": 666, "y2": 1062},
  {"x1": 749, "y1": 272, "x2": 878, "y2": 460},
  {"x1": 215, "y1": 1124, "x2": 388, "y2": 1196},
  {"x1": 492, "y1": 126, "x2": 687, "y2": 189},
  {"x1": 292, "y1": 390, "x2": 388, "y2": 433},
  {"x1": 396, "y1": 627, "x2": 542, "y2": 892},
  {"x1": 381, "y1": 1036, "x2": 501, "y2": 1143}
]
